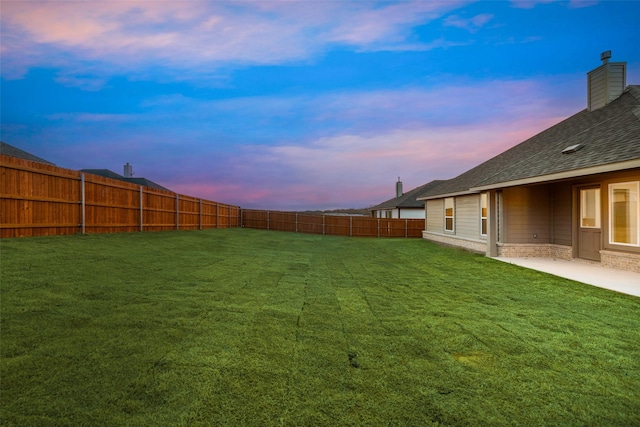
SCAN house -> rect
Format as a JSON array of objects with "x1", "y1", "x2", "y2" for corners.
[
  {"x1": 81, "y1": 163, "x2": 172, "y2": 192},
  {"x1": 371, "y1": 178, "x2": 444, "y2": 219},
  {"x1": 417, "y1": 51, "x2": 640, "y2": 273},
  {"x1": 0, "y1": 141, "x2": 55, "y2": 165}
]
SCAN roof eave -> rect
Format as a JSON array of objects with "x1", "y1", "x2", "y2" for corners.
[
  {"x1": 470, "y1": 159, "x2": 640, "y2": 192},
  {"x1": 417, "y1": 189, "x2": 480, "y2": 201},
  {"x1": 371, "y1": 204, "x2": 423, "y2": 210}
]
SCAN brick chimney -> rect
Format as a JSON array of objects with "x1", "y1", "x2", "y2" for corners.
[{"x1": 587, "y1": 51, "x2": 626, "y2": 111}]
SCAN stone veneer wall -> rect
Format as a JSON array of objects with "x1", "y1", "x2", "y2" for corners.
[
  {"x1": 600, "y1": 250, "x2": 640, "y2": 273},
  {"x1": 424, "y1": 234, "x2": 640, "y2": 274},
  {"x1": 496, "y1": 243, "x2": 573, "y2": 260},
  {"x1": 422, "y1": 232, "x2": 487, "y2": 254}
]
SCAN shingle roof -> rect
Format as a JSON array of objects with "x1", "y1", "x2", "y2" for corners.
[
  {"x1": 81, "y1": 168, "x2": 123, "y2": 180},
  {"x1": 371, "y1": 180, "x2": 445, "y2": 210},
  {"x1": 81, "y1": 169, "x2": 172, "y2": 192},
  {"x1": 419, "y1": 85, "x2": 640, "y2": 199},
  {"x1": 1, "y1": 143, "x2": 172, "y2": 192},
  {"x1": 0, "y1": 142, "x2": 55, "y2": 165}
]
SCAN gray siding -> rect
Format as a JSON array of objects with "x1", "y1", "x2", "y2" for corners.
[
  {"x1": 503, "y1": 186, "x2": 550, "y2": 243},
  {"x1": 588, "y1": 62, "x2": 626, "y2": 110},
  {"x1": 426, "y1": 199, "x2": 443, "y2": 232},
  {"x1": 607, "y1": 63, "x2": 626, "y2": 102},
  {"x1": 455, "y1": 194, "x2": 480, "y2": 239},
  {"x1": 589, "y1": 67, "x2": 607, "y2": 110}
]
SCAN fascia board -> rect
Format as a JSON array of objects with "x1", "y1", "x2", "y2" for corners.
[
  {"x1": 417, "y1": 189, "x2": 480, "y2": 201},
  {"x1": 470, "y1": 159, "x2": 640, "y2": 192}
]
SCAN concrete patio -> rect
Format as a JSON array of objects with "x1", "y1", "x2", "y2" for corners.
[{"x1": 494, "y1": 257, "x2": 640, "y2": 298}]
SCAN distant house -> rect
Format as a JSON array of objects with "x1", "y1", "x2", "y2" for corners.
[
  {"x1": 371, "y1": 178, "x2": 443, "y2": 219},
  {"x1": 0, "y1": 142, "x2": 55, "y2": 165},
  {"x1": 81, "y1": 163, "x2": 171, "y2": 192},
  {"x1": 417, "y1": 52, "x2": 640, "y2": 273},
  {"x1": 0, "y1": 143, "x2": 171, "y2": 192}
]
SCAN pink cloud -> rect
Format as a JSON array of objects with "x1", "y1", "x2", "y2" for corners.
[
  {"x1": 208, "y1": 115, "x2": 565, "y2": 210},
  {"x1": 115, "y1": 77, "x2": 582, "y2": 210},
  {"x1": 1, "y1": 1, "x2": 468, "y2": 81},
  {"x1": 326, "y1": 1, "x2": 467, "y2": 46}
]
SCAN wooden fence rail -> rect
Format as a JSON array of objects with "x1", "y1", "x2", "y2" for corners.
[
  {"x1": 1, "y1": 154, "x2": 240, "y2": 238},
  {"x1": 241, "y1": 209, "x2": 424, "y2": 238}
]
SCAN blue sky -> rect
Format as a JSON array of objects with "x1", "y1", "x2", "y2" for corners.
[{"x1": 2, "y1": 1, "x2": 639, "y2": 210}]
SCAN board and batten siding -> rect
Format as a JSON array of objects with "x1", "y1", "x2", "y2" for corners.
[
  {"x1": 502, "y1": 186, "x2": 550, "y2": 243},
  {"x1": 425, "y1": 199, "x2": 444, "y2": 232},
  {"x1": 551, "y1": 183, "x2": 572, "y2": 246}
]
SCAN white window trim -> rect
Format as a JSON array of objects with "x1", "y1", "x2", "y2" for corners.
[
  {"x1": 444, "y1": 197, "x2": 455, "y2": 233},
  {"x1": 609, "y1": 181, "x2": 639, "y2": 247},
  {"x1": 480, "y1": 193, "x2": 488, "y2": 236}
]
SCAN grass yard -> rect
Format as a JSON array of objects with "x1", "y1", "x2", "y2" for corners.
[{"x1": 1, "y1": 229, "x2": 639, "y2": 426}]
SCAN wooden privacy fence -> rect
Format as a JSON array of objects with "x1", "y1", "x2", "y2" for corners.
[
  {"x1": 0, "y1": 154, "x2": 240, "y2": 238},
  {"x1": 242, "y1": 209, "x2": 424, "y2": 238}
]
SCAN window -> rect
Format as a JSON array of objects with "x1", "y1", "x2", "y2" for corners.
[
  {"x1": 580, "y1": 188, "x2": 600, "y2": 228},
  {"x1": 609, "y1": 182, "x2": 639, "y2": 246},
  {"x1": 480, "y1": 193, "x2": 488, "y2": 236},
  {"x1": 444, "y1": 197, "x2": 454, "y2": 232}
]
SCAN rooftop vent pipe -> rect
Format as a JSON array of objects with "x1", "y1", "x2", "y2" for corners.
[{"x1": 124, "y1": 162, "x2": 133, "y2": 178}]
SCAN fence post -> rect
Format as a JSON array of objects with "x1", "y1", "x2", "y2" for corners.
[
  {"x1": 267, "y1": 210, "x2": 270, "y2": 230},
  {"x1": 175, "y1": 194, "x2": 180, "y2": 230},
  {"x1": 349, "y1": 216, "x2": 353, "y2": 237},
  {"x1": 80, "y1": 173, "x2": 86, "y2": 235},
  {"x1": 139, "y1": 186, "x2": 143, "y2": 232},
  {"x1": 295, "y1": 212, "x2": 298, "y2": 233},
  {"x1": 199, "y1": 199, "x2": 203, "y2": 230},
  {"x1": 240, "y1": 208, "x2": 243, "y2": 228},
  {"x1": 216, "y1": 203, "x2": 219, "y2": 228},
  {"x1": 377, "y1": 218, "x2": 380, "y2": 238},
  {"x1": 405, "y1": 219, "x2": 408, "y2": 238},
  {"x1": 322, "y1": 215, "x2": 325, "y2": 235}
]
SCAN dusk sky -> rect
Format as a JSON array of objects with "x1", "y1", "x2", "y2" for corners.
[{"x1": 2, "y1": 1, "x2": 639, "y2": 211}]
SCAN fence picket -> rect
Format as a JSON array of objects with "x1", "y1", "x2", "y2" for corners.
[
  {"x1": 240, "y1": 209, "x2": 423, "y2": 238},
  {"x1": 0, "y1": 154, "x2": 240, "y2": 238},
  {"x1": 1, "y1": 155, "x2": 422, "y2": 239}
]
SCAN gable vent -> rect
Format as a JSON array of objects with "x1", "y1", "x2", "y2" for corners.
[{"x1": 562, "y1": 144, "x2": 582, "y2": 154}]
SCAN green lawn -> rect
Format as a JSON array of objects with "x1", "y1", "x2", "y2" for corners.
[{"x1": 1, "y1": 229, "x2": 639, "y2": 426}]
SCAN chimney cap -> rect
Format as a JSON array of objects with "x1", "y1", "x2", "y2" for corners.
[{"x1": 601, "y1": 50, "x2": 612, "y2": 64}]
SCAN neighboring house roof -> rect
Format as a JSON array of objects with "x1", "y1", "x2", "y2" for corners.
[
  {"x1": 0, "y1": 141, "x2": 56, "y2": 165},
  {"x1": 419, "y1": 85, "x2": 640, "y2": 200},
  {"x1": 81, "y1": 168, "x2": 172, "y2": 192},
  {"x1": 80, "y1": 168, "x2": 123, "y2": 180},
  {"x1": 372, "y1": 180, "x2": 445, "y2": 210}
]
